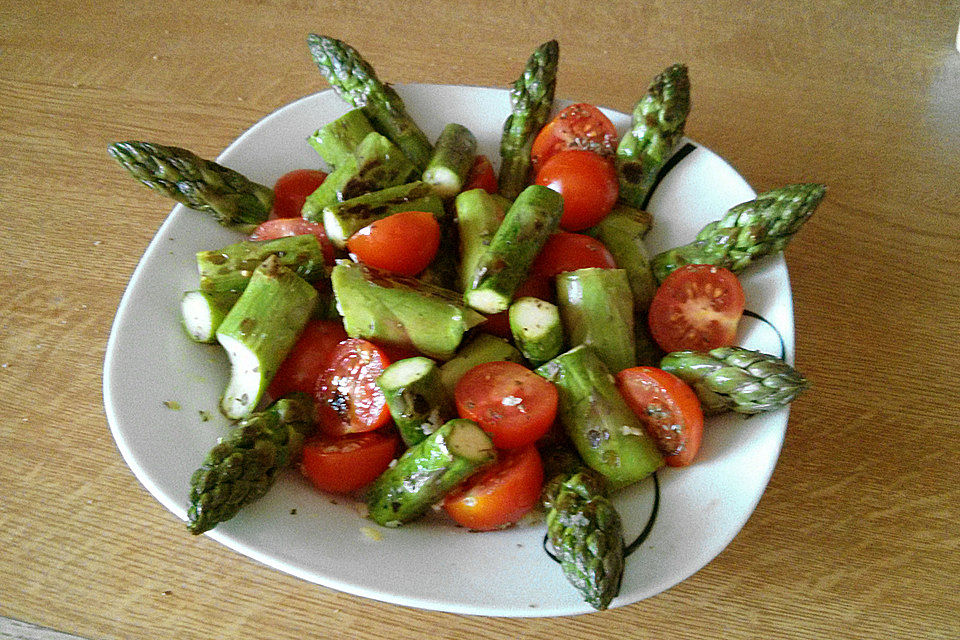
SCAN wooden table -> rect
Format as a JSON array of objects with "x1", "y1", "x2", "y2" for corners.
[{"x1": 1, "y1": 1, "x2": 957, "y2": 638}]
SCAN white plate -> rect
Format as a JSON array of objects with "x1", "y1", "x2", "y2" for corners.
[{"x1": 103, "y1": 84, "x2": 794, "y2": 617}]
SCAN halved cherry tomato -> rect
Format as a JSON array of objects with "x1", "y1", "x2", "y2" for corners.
[
  {"x1": 480, "y1": 274, "x2": 554, "y2": 338},
  {"x1": 267, "y1": 320, "x2": 348, "y2": 399},
  {"x1": 454, "y1": 361, "x2": 557, "y2": 449},
  {"x1": 443, "y1": 444, "x2": 544, "y2": 531},
  {"x1": 346, "y1": 210, "x2": 440, "y2": 276},
  {"x1": 534, "y1": 150, "x2": 619, "y2": 231},
  {"x1": 464, "y1": 155, "x2": 498, "y2": 194},
  {"x1": 300, "y1": 429, "x2": 399, "y2": 493},
  {"x1": 616, "y1": 366, "x2": 704, "y2": 467},
  {"x1": 531, "y1": 103, "x2": 618, "y2": 172},
  {"x1": 648, "y1": 264, "x2": 745, "y2": 352},
  {"x1": 272, "y1": 168, "x2": 327, "y2": 219},
  {"x1": 530, "y1": 232, "x2": 618, "y2": 279},
  {"x1": 248, "y1": 217, "x2": 335, "y2": 265},
  {"x1": 314, "y1": 338, "x2": 392, "y2": 436}
]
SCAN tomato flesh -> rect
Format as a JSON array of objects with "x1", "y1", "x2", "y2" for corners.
[
  {"x1": 534, "y1": 150, "x2": 619, "y2": 231},
  {"x1": 248, "y1": 217, "x2": 335, "y2": 265},
  {"x1": 648, "y1": 264, "x2": 745, "y2": 353},
  {"x1": 268, "y1": 320, "x2": 348, "y2": 399},
  {"x1": 454, "y1": 361, "x2": 557, "y2": 449},
  {"x1": 272, "y1": 169, "x2": 327, "y2": 219},
  {"x1": 464, "y1": 155, "x2": 498, "y2": 194},
  {"x1": 300, "y1": 430, "x2": 399, "y2": 493},
  {"x1": 531, "y1": 103, "x2": 618, "y2": 172},
  {"x1": 443, "y1": 445, "x2": 544, "y2": 531},
  {"x1": 616, "y1": 366, "x2": 704, "y2": 467},
  {"x1": 314, "y1": 338, "x2": 392, "y2": 436},
  {"x1": 346, "y1": 210, "x2": 440, "y2": 276}
]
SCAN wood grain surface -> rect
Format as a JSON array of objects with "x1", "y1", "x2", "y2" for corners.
[{"x1": 0, "y1": 1, "x2": 957, "y2": 638}]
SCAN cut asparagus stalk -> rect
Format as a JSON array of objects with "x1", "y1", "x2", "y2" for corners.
[
  {"x1": 455, "y1": 188, "x2": 508, "y2": 293},
  {"x1": 536, "y1": 345, "x2": 663, "y2": 484},
  {"x1": 310, "y1": 181, "x2": 444, "y2": 248},
  {"x1": 307, "y1": 108, "x2": 376, "y2": 168},
  {"x1": 509, "y1": 296, "x2": 563, "y2": 367},
  {"x1": 180, "y1": 290, "x2": 237, "y2": 343},
  {"x1": 376, "y1": 357, "x2": 453, "y2": 447},
  {"x1": 216, "y1": 256, "x2": 318, "y2": 419},
  {"x1": 438, "y1": 333, "x2": 524, "y2": 397},
  {"x1": 196, "y1": 235, "x2": 328, "y2": 296},
  {"x1": 422, "y1": 123, "x2": 478, "y2": 199},
  {"x1": 365, "y1": 418, "x2": 496, "y2": 526},
  {"x1": 301, "y1": 131, "x2": 417, "y2": 213},
  {"x1": 465, "y1": 184, "x2": 563, "y2": 314},
  {"x1": 556, "y1": 268, "x2": 637, "y2": 373},
  {"x1": 330, "y1": 260, "x2": 485, "y2": 361}
]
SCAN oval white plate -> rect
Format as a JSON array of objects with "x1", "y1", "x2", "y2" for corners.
[{"x1": 103, "y1": 84, "x2": 793, "y2": 617}]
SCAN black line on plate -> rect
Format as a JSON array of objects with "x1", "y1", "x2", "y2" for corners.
[
  {"x1": 641, "y1": 142, "x2": 697, "y2": 209},
  {"x1": 743, "y1": 309, "x2": 786, "y2": 360},
  {"x1": 623, "y1": 471, "x2": 660, "y2": 557}
]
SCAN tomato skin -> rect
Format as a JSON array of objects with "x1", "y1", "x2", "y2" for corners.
[
  {"x1": 267, "y1": 320, "x2": 348, "y2": 399},
  {"x1": 443, "y1": 445, "x2": 544, "y2": 531},
  {"x1": 314, "y1": 338, "x2": 392, "y2": 436},
  {"x1": 346, "y1": 210, "x2": 440, "y2": 276},
  {"x1": 272, "y1": 169, "x2": 327, "y2": 219},
  {"x1": 248, "y1": 217, "x2": 335, "y2": 265},
  {"x1": 616, "y1": 366, "x2": 704, "y2": 467},
  {"x1": 300, "y1": 430, "x2": 399, "y2": 493},
  {"x1": 648, "y1": 264, "x2": 746, "y2": 353},
  {"x1": 454, "y1": 361, "x2": 558, "y2": 449},
  {"x1": 531, "y1": 232, "x2": 618, "y2": 280},
  {"x1": 531, "y1": 103, "x2": 618, "y2": 172},
  {"x1": 464, "y1": 155, "x2": 498, "y2": 194},
  {"x1": 534, "y1": 150, "x2": 619, "y2": 231}
]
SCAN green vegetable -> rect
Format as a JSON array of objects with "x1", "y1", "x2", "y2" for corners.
[
  {"x1": 498, "y1": 40, "x2": 559, "y2": 199},
  {"x1": 615, "y1": 63, "x2": 691, "y2": 208},
  {"x1": 216, "y1": 256, "x2": 318, "y2": 419},
  {"x1": 660, "y1": 347, "x2": 809, "y2": 414},
  {"x1": 180, "y1": 290, "x2": 237, "y2": 343},
  {"x1": 509, "y1": 296, "x2": 563, "y2": 367},
  {"x1": 556, "y1": 268, "x2": 636, "y2": 373},
  {"x1": 377, "y1": 357, "x2": 454, "y2": 447},
  {"x1": 196, "y1": 235, "x2": 328, "y2": 296},
  {"x1": 108, "y1": 141, "x2": 273, "y2": 233},
  {"x1": 365, "y1": 419, "x2": 495, "y2": 526},
  {"x1": 187, "y1": 393, "x2": 316, "y2": 534},
  {"x1": 651, "y1": 183, "x2": 826, "y2": 282},
  {"x1": 422, "y1": 123, "x2": 478, "y2": 199},
  {"x1": 307, "y1": 108, "x2": 376, "y2": 168},
  {"x1": 438, "y1": 333, "x2": 524, "y2": 396},
  {"x1": 455, "y1": 188, "x2": 508, "y2": 293}
]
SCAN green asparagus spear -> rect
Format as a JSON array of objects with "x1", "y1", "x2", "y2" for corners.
[
  {"x1": 498, "y1": 40, "x2": 559, "y2": 199},
  {"x1": 187, "y1": 393, "x2": 316, "y2": 534},
  {"x1": 108, "y1": 141, "x2": 273, "y2": 232},
  {"x1": 306, "y1": 34, "x2": 433, "y2": 170},
  {"x1": 660, "y1": 347, "x2": 809, "y2": 414},
  {"x1": 422, "y1": 123, "x2": 478, "y2": 199},
  {"x1": 180, "y1": 290, "x2": 238, "y2": 343},
  {"x1": 545, "y1": 470, "x2": 624, "y2": 610},
  {"x1": 196, "y1": 235, "x2": 329, "y2": 296},
  {"x1": 307, "y1": 108, "x2": 376, "y2": 168},
  {"x1": 509, "y1": 296, "x2": 563, "y2": 367},
  {"x1": 438, "y1": 334, "x2": 524, "y2": 397},
  {"x1": 376, "y1": 357, "x2": 454, "y2": 447},
  {"x1": 651, "y1": 183, "x2": 826, "y2": 282},
  {"x1": 615, "y1": 63, "x2": 691, "y2": 208},
  {"x1": 455, "y1": 188, "x2": 509, "y2": 293}
]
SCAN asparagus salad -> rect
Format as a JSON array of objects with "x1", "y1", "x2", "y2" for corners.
[{"x1": 110, "y1": 36, "x2": 822, "y2": 610}]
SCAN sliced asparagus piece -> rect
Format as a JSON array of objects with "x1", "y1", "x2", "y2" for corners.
[
  {"x1": 330, "y1": 260, "x2": 485, "y2": 361},
  {"x1": 509, "y1": 296, "x2": 563, "y2": 367},
  {"x1": 422, "y1": 123, "x2": 478, "y2": 199},
  {"x1": 537, "y1": 345, "x2": 663, "y2": 484},
  {"x1": 438, "y1": 333, "x2": 524, "y2": 397},
  {"x1": 455, "y1": 188, "x2": 509, "y2": 293},
  {"x1": 465, "y1": 185, "x2": 563, "y2": 314},
  {"x1": 376, "y1": 357, "x2": 454, "y2": 447},
  {"x1": 196, "y1": 235, "x2": 328, "y2": 296},
  {"x1": 217, "y1": 256, "x2": 318, "y2": 419},
  {"x1": 498, "y1": 40, "x2": 559, "y2": 199},
  {"x1": 180, "y1": 290, "x2": 237, "y2": 343},
  {"x1": 307, "y1": 108, "x2": 376, "y2": 168},
  {"x1": 187, "y1": 393, "x2": 316, "y2": 534},
  {"x1": 108, "y1": 141, "x2": 273, "y2": 232},
  {"x1": 306, "y1": 34, "x2": 433, "y2": 170},
  {"x1": 365, "y1": 418, "x2": 496, "y2": 526},
  {"x1": 556, "y1": 268, "x2": 636, "y2": 373}
]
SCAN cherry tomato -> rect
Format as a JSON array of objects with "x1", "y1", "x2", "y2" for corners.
[
  {"x1": 314, "y1": 338, "x2": 392, "y2": 436},
  {"x1": 530, "y1": 232, "x2": 618, "y2": 280},
  {"x1": 648, "y1": 264, "x2": 746, "y2": 352},
  {"x1": 531, "y1": 103, "x2": 618, "y2": 172},
  {"x1": 616, "y1": 367, "x2": 704, "y2": 467},
  {"x1": 346, "y1": 210, "x2": 440, "y2": 276},
  {"x1": 272, "y1": 169, "x2": 327, "y2": 218},
  {"x1": 480, "y1": 274, "x2": 554, "y2": 338},
  {"x1": 534, "y1": 150, "x2": 619, "y2": 231},
  {"x1": 248, "y1": 217, "x2": 335, "y2": 265},
  {"x1": 464, "y1": 155, "x2": 498, "y2": 194},
  {"x1": 300, "y1": 430, "x2": 399, "y2": 493},
  {"x1": 443, "y1": 445, "x2": 544, "y2": 530},
  {"x1": 267, "y1": 320, "x2": 348, "y2": 399},
  {"x1": 454, "y1": 361, "x2": 557, "y2": 449}
]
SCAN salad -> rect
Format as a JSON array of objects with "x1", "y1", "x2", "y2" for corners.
[{"x1": 108, "y1": 36, "x2": 821, "y2": 611}]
